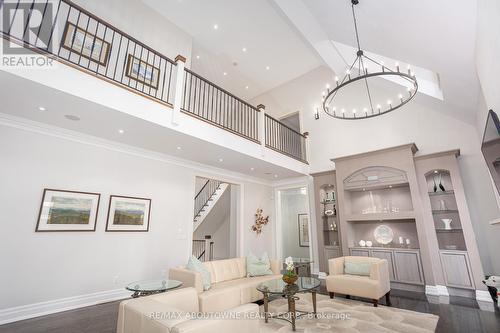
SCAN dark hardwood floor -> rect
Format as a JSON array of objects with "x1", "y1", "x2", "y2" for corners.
[{"x1": 1, "y1": 288, "x2": 499, "y2": 333}]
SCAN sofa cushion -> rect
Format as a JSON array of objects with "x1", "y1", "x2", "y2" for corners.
[
  {"x1": 246, "y1": 252, "x2": 273, "y2": 276},
  {"x1": 213, "y1": 274, "x2": 282, "y2": 303},
  {"x1": 198, "y1": 285, "x2": 241, "y2": 313},
  {"x1": 344, "y1": 260, "x2": 372, "y2": 276},
  {"x1": 187, "y1": 256, "x2": 211, "y2": 290},
  {"x1": 326, "y1": 274, "x2": 382, "y2": 299},
  {"x1": 203, "y1": 257, "x2": 246, "y2": 283}
]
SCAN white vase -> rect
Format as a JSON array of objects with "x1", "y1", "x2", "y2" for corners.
[{"x1": 441, "y1": 219, "x2": 453, "y2": 230}]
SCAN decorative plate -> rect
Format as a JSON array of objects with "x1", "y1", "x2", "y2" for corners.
[
  {"x1": 325, "y1": 210, "x2": 334, "y2": 216},
  {"x1": 373, "y1": 225, "x2": 394, "y2": 245},
  {"x1": 366, "y1": 241, "x2": 373, "y2": 247},
  {"x1": 358, "y1": 240, "x2": 366, "y2": 247}
]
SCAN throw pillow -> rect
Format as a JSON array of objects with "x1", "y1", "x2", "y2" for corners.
[
  {"x1": 247, "y1": 252, "x2": 274, "y2": 276},
  {"x1": 186, "y1": 255, "x2": 211, "y2": 290},
  {"x1": 344, "y1": 260, "x2": 372, "y2": 276}
]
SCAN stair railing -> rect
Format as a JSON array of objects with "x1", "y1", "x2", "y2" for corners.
[
  {"x1": 194, "y1": 179, "x2": 222, "y2": 221},
  {"x1": 192, "y1": 238, "x2": 214, "y2": 262}
]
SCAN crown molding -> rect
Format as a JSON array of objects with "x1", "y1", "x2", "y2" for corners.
[{"x1": 0, "y1": 113, "x2": 274, "y2": 186}]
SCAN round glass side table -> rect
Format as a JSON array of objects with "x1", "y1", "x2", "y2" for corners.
[{"x1": 126, "y1": 279, "x2": 182, "y2": 298}]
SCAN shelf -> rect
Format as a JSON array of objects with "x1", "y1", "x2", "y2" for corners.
[
  {"x1": 323, "y1": 229, "x2": 338, "y2": 232},
  {"x1": 428, "y1": 190, "x2": 455, "y2": 196},
  {"x1": 432, "y1": 209, "x2": 459, "y2": 215},
  {"x1": 320, "y1": 200, "x2": 336, "y2": 204},
  {"x1": 435, "y1": 228, "x2": 463, "y2": 233},
  {"x1": 324, "y1": 245, "x2": 340, "y2": 249},
  {"x1": 350, "y1": 246, "x2": 420, "y2": 251},
  {"x1": 321, "y1": 214, "x2": 337, "y2": 218},
  {"x1": 345, "y1": 211, "x2": 415, "y2": 222}
]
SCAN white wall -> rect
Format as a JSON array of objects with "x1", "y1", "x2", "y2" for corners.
[
  {"x1": 280, "y1": 188, "x2": 309, "y2": 258},
  {"x1": 73, "y1": 0, "x2": 193, "y2": 66},
  {"x1": 0, "y1": 122, "x2": 275, "y2": 312},
  {"x1": 252, "y1": 66, "x2": 500, "y2": 275}
]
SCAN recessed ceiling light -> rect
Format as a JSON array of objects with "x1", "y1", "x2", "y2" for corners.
[
  {"x1": 38, "y1": 106, "x2": 46, "y2": 111},
  {"x1": 176, "y1": 146, "x2": 182, "y2": 150},
  {"x1": 64, "y1": 114, "x2": 80, "y2": 121},
  {"x1": 250, "y1": 167, "x2": 255, "y2": 171},
  {"x1": 242, "y1": 47, "x2": 247, "y2": 52},
  {"x1": 118, "y1": 129, "x2": 124, "y2": 134},
  {"x1": 213, "y1": 24, "x2": 218, "y2": 30},
  {"x1": 266, "y1": 66, "x2": 270, "y2": 70},
  {"x1": 223, "y1": 72, "x2": 227, "y2": 76},
  {"x1": 218, "y1": 158, "x2": 223, "y2": 162},
  {"x1": 245, "y1": 86, "x2": 249, "y2": 90},
  {"x1": 196, "y1": 55, "x2": 200, "y2": 59},
  {"x1": 274, "y1": 174, "x2": 278, "y2": 178}
]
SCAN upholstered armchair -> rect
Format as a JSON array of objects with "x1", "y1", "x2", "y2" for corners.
[{"x1": 326, "y1": 256, "x2": 391, "y2": 307}]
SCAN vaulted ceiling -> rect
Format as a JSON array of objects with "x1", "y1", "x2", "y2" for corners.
[{"x1": 143, "y1": 0, "x2": 480, "y2": 123}]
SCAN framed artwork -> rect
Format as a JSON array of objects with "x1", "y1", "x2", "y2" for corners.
[
  {"x1": 298, "y1": 213, "x2": 310, "y2": 247},
  {"x1": 62, "y1": 22, "x2": 111, "y2": 66},
  {"x1": 106, "y1": 195, "x2": 151, "y2": 232},
  {"x1": 125, "y1": 54, "x2": 160, "y2": 89},
  {"x1": 36, "y1": 189, "x2": 101, "y2": 232}
]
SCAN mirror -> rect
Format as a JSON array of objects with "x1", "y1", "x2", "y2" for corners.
[{"x1": 481, "y1": 110, "x2": 500, "y2": 196}]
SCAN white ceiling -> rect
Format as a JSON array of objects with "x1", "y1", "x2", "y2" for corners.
[
  {"x1": 141, "y1": 0, "x2": 322, "y2": 101},
  {"x1": 141, "y1": 0, "x2": 480, "y2": 123},
  {"x1": 0, "y1": 71, "x2": 304, "y2": 181}
]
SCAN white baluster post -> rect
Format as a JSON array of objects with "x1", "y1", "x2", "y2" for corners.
[{"x1": 172, "y1": 55, "x2": 187, "y2": 126}]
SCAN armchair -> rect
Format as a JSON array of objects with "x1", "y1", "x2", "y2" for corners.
[{"x1": 326, "y1": 256, "x2": 391, "y2": 307}]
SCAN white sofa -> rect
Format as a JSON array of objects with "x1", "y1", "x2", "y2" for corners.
[
  {"x1": 117, "y1": 287, "x2": 259, "y2": 333},
  {"x1": 326, "y1": 256, "x2": 391, "y2": 307},
  {"x1": 169, "y1": 257, "x2": 282, "y2": 312}
]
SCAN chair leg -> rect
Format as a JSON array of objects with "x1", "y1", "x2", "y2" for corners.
[
  {"x1": 345, "y1": 295, "x2": 351, "y2": 299},
  {"x1": 329, "y1": 292, "x2": 334, "y2": 299},
  {"x1": 385, "y1": 291, "x2": 391, "y2": 306},
  {"x1": 372, "y1": 299, "x2": 378, "y2": 307}
]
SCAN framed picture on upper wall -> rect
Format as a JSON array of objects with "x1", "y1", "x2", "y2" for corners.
[
  {"x1": 106, "y1": 195, "x2": 151, "y2": 232},
  {"x1": 298, "y1": 213, "x2": 310, "y2": 247},
  {"x1": 61, "y1": 22, "x2": 111, "y2": 66},
  {"x1": 125, "y1": 54, "x2": 160, "y2": 89},
  {"x1": 36, "y1": 189, "x2": 101, "y2": 232}
]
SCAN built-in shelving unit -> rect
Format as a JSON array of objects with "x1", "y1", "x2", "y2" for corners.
[{"x1": 312, "y1": 171, "x2": 342, "y2": 273}]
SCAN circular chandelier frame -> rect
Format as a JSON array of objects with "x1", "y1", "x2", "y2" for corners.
[{"x1": 320, "y1": 0, "x2": 419, "y2": 120}]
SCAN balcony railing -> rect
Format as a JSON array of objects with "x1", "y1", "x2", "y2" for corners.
[
  {"x1": 182, "y1": 69, "x2": 260, "y2": 143},
  {"x1": 265, "y1": 114, "x2": 307, "y2": 163},
  {"x1": 0, "y1": 0, "x2": 307, "y2": 163}
]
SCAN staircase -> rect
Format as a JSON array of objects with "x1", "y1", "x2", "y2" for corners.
[{"x1": 193, "y1": 180, "x2": 228, "y2": 231}]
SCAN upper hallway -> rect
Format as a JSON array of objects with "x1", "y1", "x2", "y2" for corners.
[{"x1": 0, "y1": 0, "x2": 309, "y2": 181}]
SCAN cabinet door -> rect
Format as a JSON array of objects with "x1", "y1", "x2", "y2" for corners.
[
  {"x1": 324, "y1": 248, "x2": 340, "y2": 260},
  {"x1": 349, "y1": 249, "x2": 370, "y2": 257},
  {"x1": 393, "y1": 251, "x2": 424, "y2": 285},
  {"x1": 371, "y1": 250, "x2": 395, "y2": 281},
  {"x1": 440, "y1": 251, "x2": 474, "y2": 289}
]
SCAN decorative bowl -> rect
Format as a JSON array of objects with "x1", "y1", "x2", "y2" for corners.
[{"x1": 282, "y1": 274, "x2": 298, "y2": 285}]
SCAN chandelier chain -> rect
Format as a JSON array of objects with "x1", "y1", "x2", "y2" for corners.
[{"x1": 351, "y1": 3, "x2": 362, "y2": 51}]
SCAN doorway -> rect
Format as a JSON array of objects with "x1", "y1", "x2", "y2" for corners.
[
  {"x1": 278, "y1": 186, "x2": 312, "y2": 261},
  {"x1": 192, "y1": 176, "x2": 239, "y2": 261}
]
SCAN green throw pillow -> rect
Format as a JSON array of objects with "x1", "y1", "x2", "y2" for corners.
[
  {"x1": 186, "y1": 255, "x2": 211, "y2": 291},
  {"x1": 344, "y1": 261, "x2": 372, "y2": 276},
  {"x1": 246, "y1": 252, "x2": 273, "y2": 277}
]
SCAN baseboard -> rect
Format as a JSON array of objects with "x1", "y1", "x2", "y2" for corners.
[
  {"x1": 425, "y1": 285, "x2": 449, "y2": 296},
  {"x1": 0, "y1": 289, "x2": 130, "y2": 325},
  {"x1": 476, "y1": 290, "x2": 494, "y2": 303}
]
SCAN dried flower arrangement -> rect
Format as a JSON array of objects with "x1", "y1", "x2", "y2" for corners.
[{"x1": 251, "y1": 208, "x2": 269, "y2": 234}]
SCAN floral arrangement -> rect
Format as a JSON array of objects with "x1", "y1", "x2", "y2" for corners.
[
  {"x1": 282, "y1": 256, "x2": 298, "y2": 285},
  {"x1": 251, "y1": 208, "x2": 269, "y2": 234}
]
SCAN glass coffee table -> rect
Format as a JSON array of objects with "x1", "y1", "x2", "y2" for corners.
[
  {"x1": 126, "y1": 279, "x2": 182, "y2": 298},
  {"x1": 257, "y1": 277, "x2": 321, "y2": 331}
]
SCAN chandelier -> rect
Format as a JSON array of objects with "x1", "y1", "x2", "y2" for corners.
[{"x1": 317, "y1": 0, "x2": 418, "y2": 120}]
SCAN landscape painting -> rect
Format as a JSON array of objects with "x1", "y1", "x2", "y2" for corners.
[
  {"x1": 106, "y1": 196, "x2": 151, "y2": 232},
  {"x1": 36, "y1": 189, "x2": 100, "y2": 232},
  {"x1": 125, "y1": 54, "x2": 160, "y2": 89},
  {"x1": 62, "y1": 22, "x2": 111, "y2": 66}
]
